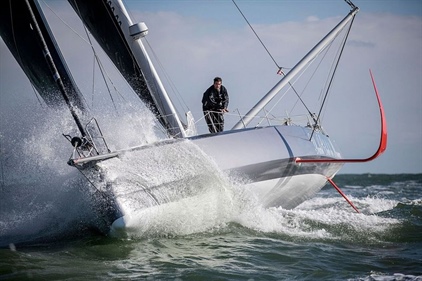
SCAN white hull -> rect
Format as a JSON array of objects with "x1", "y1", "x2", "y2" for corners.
[
  {"x1": 192, "y1": 125, "x2": 343, "y2": 209},
  {"x1": 74, "y1": 125, "x2": 343, "y2": 229},
  {"x1": 244, "y1": 174, "x2": 330, "y2": 209}
]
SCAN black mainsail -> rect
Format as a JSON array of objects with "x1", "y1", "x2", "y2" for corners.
[
  {"x1": 67, "y1": 0, "x2": 181, "y2": 136},
  {"x1": 0, "y1": 0, "x2": 87, "y2": 111}
]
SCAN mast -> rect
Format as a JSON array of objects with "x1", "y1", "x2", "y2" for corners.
[
  {"x1": 112, "y1": 0, "x2": 187, "y2": 138},
  {"x1": 68, "y1": 0, "x2": 187, "y2": 138},
  {"x1": 232, "y1": 6, "x2": 359, "y2": 130},
  {"x1": 25, "y1": 0, "x2": 86, "y2": 137}
]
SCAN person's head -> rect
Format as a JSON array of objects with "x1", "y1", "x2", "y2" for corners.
[{"x1": 213, "y1": 77, "x2": 222, "y2": 90}]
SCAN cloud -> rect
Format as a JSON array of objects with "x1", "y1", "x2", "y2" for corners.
[{"x1": 306, "y1": 16, "x2": 320, "y2": 22}]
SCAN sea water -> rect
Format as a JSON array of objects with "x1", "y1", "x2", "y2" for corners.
[
  {"x1": 1, "y1": 173, "x2": 421, "y2": 280},
  {"x1": 0, "y1": 107, "x2": 421, "y2": 280}
]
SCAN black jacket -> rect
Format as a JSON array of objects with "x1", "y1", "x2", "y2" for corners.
[{"x1": 202, "y1": 85, "x2": 229, "y2": 111}]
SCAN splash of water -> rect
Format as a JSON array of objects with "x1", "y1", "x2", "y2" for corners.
[
  {"x1": 0, "y1": 100, "x2": 402, "y2": 245},
  {"x1": 104, "y1": 139, "x2": 245, "y2": 237},
  {"x1": 104, "y1": 137, "x2": 401, "y2": 243},
  {"x1": 0, "y1": 101, "x2": 163, "y2": 246}
]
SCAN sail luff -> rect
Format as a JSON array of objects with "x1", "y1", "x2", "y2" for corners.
[
  {"x1": 232, "y1": 7, "x2": 359, "y2": 130},
  {"x1": 0, "y1": 0, "x2": 87, "y2": 111},
  {"x1": 23, "y1": 0, "x2": 87, "y2": 137}
]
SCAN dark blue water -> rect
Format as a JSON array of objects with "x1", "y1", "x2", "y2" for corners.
[{"x1": 1, "y1": 174, "x2": 421, "y2": 280}]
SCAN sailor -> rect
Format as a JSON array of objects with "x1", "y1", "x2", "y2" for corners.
[{"x1": 201, "y1": 77, "x2": 229, "y2": 133}]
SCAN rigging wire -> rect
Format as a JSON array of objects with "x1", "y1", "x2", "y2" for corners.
[
  {"x1": 41, "y1": 0, "x2": 90, "y2": 44},
  {"x1": 96, "y1": 0, "x2": 174, "y2": 132},
  {"x1": 233, "y1": 0, "x2": 356, "y2": 133},
  {"x1": 91, "y1": 55, "x2": 96, "y2": 108},
  {"x1": 290, "y1": 41, "x2": 333, "y2": 114},
  {"x1": 42, "y1": 0, "x2": 126, "y2": 112},
  {"x1": 101, "y1": 0, "x2": 166, "y2": 115},
  {"x1": 254, "y1": 58, "x2": 319, "y2": 128},
  {"x1": 278, "y1": 70, "x2": 316, "y2": 123},
  {"x1": 143, "y1": 38, "x2": 190, "y2": 114},
  {"x1": 232, "y1": 0, "x2": 313, "y2": 120},
  {"x1": 72, "y1": 1, "x2": 118, "y2": 112},
  {"x1": 62, "y1": 1, "x2": 168, "y2": 136},
  {"x1": 309, "y1": 14, "x2": 356, "y2": 140},
  {"x1": 231, "y1": 0, "x2": 281, "y2": 70},
  {"x1": 318, "y1": 34, "x2": 348, "y2": 122},
  {"x1": 30, "y1": 83, "x2": 45, "y2": 107}
]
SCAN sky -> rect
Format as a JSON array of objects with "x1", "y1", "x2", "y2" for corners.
[{"x1": 0, "y1": 0, "x2": 421, "y2": 174}]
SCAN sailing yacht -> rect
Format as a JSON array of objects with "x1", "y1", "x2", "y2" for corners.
[{"x1": 0, "y1": 0, "x2": 386, "y2": 231}]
